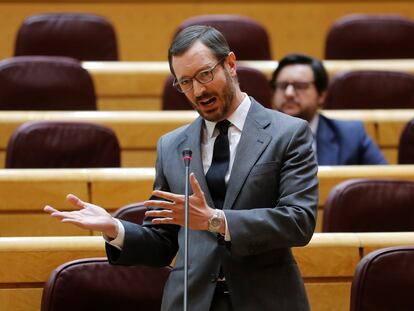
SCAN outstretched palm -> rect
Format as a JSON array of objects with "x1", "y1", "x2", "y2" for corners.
[{"x1": 44, "y1": 194, "x2": 118, "y2": 237}]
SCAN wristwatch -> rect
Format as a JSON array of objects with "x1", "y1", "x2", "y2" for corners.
[{"x1": 208, "y1": 209, "x2": 223, "y2": 233}]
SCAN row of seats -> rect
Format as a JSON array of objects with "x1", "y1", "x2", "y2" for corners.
[
  {"x1": 0, "y1": 166, "x2": 411, "y2": 236},
  {"x1": 0, "y1": 56, "x2": 414, "y2": 111},
  {"x1": 7, "y1": 9, "x2": 414, "y2": 310},
  {"x1": 38, "y1": 202, "x2": 414, "y2": 311},
  {"x1": 4, "y1": 116, "x2": 414, "y2": 168},
  {"x1": 113, "y1": 178, "x2": 414, "y2": 234},
  {"x1": 41, "y1": 244, "x2": 414, "y2": 311},
  {"x1": 2, "y1": 232, "x2": 411, "y2": 311},
  {"x1": 11, "y1": 13, "x2": 414, "y2": 61}
]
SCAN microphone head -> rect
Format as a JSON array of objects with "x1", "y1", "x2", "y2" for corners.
[
  {"x1": 182, "y1": 148, "x2": 192, "y2": 158},
  {"x1": 182, "y1": 148, "x2": 192, "y2": 166}
]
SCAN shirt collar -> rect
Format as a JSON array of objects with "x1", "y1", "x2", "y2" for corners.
[
  {"x1": 309, "y1": 113, "x2": 319, "y2": 137},
  {"x1": 204, "y1": 93, "x2": 251, "y2": 138}
]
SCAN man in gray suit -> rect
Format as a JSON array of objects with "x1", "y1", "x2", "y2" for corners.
[{"x1": 45, "y1": 25, "x2": 318, "y2": 311}]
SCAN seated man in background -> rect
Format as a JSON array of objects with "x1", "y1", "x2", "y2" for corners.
[{"x1": 270, "y1": 53, "x2": 387, "y2": 165}]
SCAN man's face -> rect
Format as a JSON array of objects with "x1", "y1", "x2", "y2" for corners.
[
  {"x1": 272, "y1": 64, "x2": 325, "y2": 122},
  {"x1": 172, "y1": 41, "x2": 238, "y2": 122}
]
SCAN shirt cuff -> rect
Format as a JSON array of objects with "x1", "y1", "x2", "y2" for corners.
[
  {"x1": 219, "y1": 210, "x2": 231, "y2": 241},
  {"x1": 103, "y1": 218, "x2": 125, "y2": 250}
]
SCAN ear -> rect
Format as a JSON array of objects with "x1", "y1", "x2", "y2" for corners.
[
  {"x1": 225, "y1": 52, "x2": 237, "y2": 76},
  {"x1": 317, "y1": 91, "x2": 326, "y2": 109}
]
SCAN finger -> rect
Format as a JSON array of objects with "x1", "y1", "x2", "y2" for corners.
[
  {"x1": 189, "y1": 173, "x2": 204, "y2": 196},
  {"x1": 151, "y1": 190, "x2": 183, "y2": 203},
  {"x1": 151, "y1": 217, "x2": 175, "y2": 225},
  {"x1": 49, "y1": 211, "x2": 79, "y2": 221},
  {"x1": 145, "y1": 209, "x2": 173, "y2": 218},
  {"x1": 44, "y1": 205, "x2": 59, "y2": 214},
  {"x1": 66, "y1": 194, "x2": 87, "y2": 209},
  {"x1": 144, "y1": 200, "x2": 175, "y2": 209}
]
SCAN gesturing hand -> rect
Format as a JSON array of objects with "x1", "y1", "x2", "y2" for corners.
[
  {"x1": 44, "y1": 194, "x2": 119, "y2": 239},
  {"x1": 144, "y1": 173, "x2": 215, "y2": 231}
]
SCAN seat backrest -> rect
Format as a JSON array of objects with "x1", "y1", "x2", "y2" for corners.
[
  {"x1": 350, "y1": 246, "x2": 414, "y2": 311},
  {"x1": 112, "y1": 202, "x2": 147, "y2": 225},
  {"x1": 162, "y1": 65, "x2": 272, "y2": 110},
  {"x1": 325, "y1": 14, "x2": 414, "y2": 59},
  {"x1": 174, "y1": 14, "x2": 271, "y2": 60},
  {"x1": 322, "y1": 179, "x2": 414, "y2": 232},
  {"x1": 324, "y1": 70, "x2": 414, "y2": 109},
  {"x1": 398, "y1": 119, "x2": 414, "y2": 164},
  {"x1": 15, "y1": 13, "x2": 118, "y2": 61},
  {"x1": 0, "y1": 56, "x2": 96, "y2": 110},
  {"x1": 6, "y1": 121, "x2": 121, "y2": 168},
  {"x1": 41, "y1": 257, "x2": 170, "y2": 311}
]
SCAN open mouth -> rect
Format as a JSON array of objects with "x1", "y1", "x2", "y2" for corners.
[{"x1": 199, "y1": 97, "x2": 217, "y2": 106}]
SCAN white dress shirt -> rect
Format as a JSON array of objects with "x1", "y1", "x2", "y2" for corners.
[
  {"x1": 308, "y1": 113, "x2": 319, "y2": 156},
  {"x1": 107, "y1": 94, "x2": 251, "y2": 248}
]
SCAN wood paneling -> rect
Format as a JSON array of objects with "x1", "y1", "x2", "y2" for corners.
[
  {"x1": 0, "y1": 110, "x2": 410, "y2": 168},
  {"x1": 0, "y1": 165, "x2": 413, "y2": 236},
  {"x1": 83, "y1": 60, "x2": 414, "y2": 110},
  {"x1": 1, "y1": 233, "x2": 413, "y2": 311},
  {"x1": 0, "y1": 1, "x2": 413, "y2": 62}
]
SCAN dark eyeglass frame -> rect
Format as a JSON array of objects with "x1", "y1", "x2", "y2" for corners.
[
  {"x1": 173, "y1": 55, "x2": 228, "y2": 93},
  {"x1": 274, "y1": 81, "x2": 315, "y2": 92}
]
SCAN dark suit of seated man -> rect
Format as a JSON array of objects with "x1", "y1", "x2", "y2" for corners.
[
  {"x1": 270, "y1": 53, "x2": 387, "y2": 165},
  {"x1": 44, "y1": 28, "x2": 318, "y2": 311}
]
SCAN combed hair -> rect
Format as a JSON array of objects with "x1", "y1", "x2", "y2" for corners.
[
  {"x1": 168, "y1": 25, "x2": 230, "y2": 77},
  {"x1": 269, "y1": 53, "x2": 328, "y2": 94}
]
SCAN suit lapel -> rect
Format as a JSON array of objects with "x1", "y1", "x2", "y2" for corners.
[
  {"x1": 316, "y1": 115, "x2": 340, "y2": 165},
  {"x1": 224, "y1": 100, "x2": 271, "y2": 210},
  {"x1": 177, "y1": 117, "x2": 215, "y2": 206}
]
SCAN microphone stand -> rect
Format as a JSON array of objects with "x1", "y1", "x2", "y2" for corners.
[{"x1": 182, "y1": 148, "x2": 192, "y2": 311}]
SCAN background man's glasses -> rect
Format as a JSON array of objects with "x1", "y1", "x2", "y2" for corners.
[
  {"x1": 173, "y1": 56, "x2": 227, "y2": 93},
  {"x1": 275, "y1": 81, "x2": 315, "y2": 92}
]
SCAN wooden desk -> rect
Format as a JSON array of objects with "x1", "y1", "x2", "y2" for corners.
[
  {"x1": 1, "y1": 232, "x2": 413, "y2": 311},
  {"x1": 0, "y1": 165, "x2": 413, "y2": 236},
  {"x1": 83, "y1": 60, "x2": 414, "y2": 110},
  {"x1": 0, "y1": 109, "x2": 411, "y2": 167}
]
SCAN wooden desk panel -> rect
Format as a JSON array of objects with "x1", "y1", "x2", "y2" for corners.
[
  {"x1": 84, "y1": 60, "x2": 414, "y2": 110},
  {"x1": 0, "y1": 236, "x2": 105, "y2": 283},
  {"x1": 306, "y1": 283, "x2": 351, "y2": 311},
  {"x1": 0, "y1": 288, "x2": 42, "y2": 311},
  {"x1": 0, "y1": 214, "x2": 90, "y2": 237},
  {"x1": 1, "y1": 233, "x2": 413, "y2": 311},
  {"x1": 0, "y1": 165, "x2": 413, "y2": 236},
  {"x1": 0, "y1": 110, "x2": 411, "y2": 168},
  {"x1": 318, "y1": 165, "x2": 414, "y2": 205}
]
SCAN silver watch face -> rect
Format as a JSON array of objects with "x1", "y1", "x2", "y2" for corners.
[
  {"x1": 210, "y1": 217, "x2": 221, "y2": 227},
  {"x1": 209, "y1": 214, "x2": 221, "y2": 232}
]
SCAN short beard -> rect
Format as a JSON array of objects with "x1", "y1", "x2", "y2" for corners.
[{"x1": 196, "y1": 68, "x2": 236, "y2": 122}]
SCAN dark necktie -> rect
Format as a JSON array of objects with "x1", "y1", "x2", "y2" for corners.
[{"x1": 205, "y1": 120, "x2": 230, "y2": 210}]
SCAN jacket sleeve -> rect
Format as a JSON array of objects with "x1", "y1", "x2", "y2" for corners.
[{"x1": 106, "y1": 136, "x2": 180, "y2": 267}]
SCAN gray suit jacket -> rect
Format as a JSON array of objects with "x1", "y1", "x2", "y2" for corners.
[{"x1": 106, "y1": 98, "x2": 318, "y2": 311}]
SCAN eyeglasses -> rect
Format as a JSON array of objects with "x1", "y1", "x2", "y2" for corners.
[
  {"x1": 173, "y1": 56, "x2": 227, "y2": 93},
  {"x1": 274, "y1": 81, "x2": 315, "y2": 92}
]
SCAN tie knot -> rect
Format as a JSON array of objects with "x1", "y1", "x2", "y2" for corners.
[{"x1": 216, "y1": 120, "x2": 230, "y2": 135}]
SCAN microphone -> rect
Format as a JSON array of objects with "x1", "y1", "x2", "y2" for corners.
[
  {"x1": 181, "y1": 148, "x2": 192, "y2": 311},
  {"x1": 182, "y1": 148, "x2": 192, "y2": 167}
]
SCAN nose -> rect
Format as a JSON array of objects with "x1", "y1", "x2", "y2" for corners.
[
  {"x1": 192, "y1": 79, "x2": 206, "y2": 97},
  {"x1": 284, "y1": 84, "x2": 296, "y2": 97}
]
